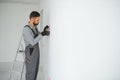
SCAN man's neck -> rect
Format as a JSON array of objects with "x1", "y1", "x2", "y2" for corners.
[{"x1": 29, "y1": 21, "x2": 34, "y2": 28}]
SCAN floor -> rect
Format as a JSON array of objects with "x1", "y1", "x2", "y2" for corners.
[{"x1": 0, "y1": 62, "x2": 42, "y2": 80}]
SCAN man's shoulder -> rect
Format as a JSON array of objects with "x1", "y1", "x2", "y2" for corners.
[{"x1": 23, "y1": 25, "x2": 31, "y2": 32}]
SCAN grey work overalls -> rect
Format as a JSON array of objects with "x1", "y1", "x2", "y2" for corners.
[{"x1": 24, "y1": 25, "x2": 40, "y2": 80}]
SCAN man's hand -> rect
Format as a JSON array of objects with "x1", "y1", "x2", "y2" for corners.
[
  {"x1": 41, "y1": 25, "x2": 50, "y2": 36},
  {"x1": 26, "y1": 57, "x2": 30, "y2": 64}
]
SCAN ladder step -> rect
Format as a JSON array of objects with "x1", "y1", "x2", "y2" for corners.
[
  {"x1": 14, "y1": 61, "x2": 24, "y2": 63},
  {"x1": 11, "y1": 71, "x2": 22, "y2": 74},
  {"x1": 17, "y1": 50, "x2": 25, "y2": 53},
  {"x1": 11, "y1": 62, "x2": 24, "y2": 73}
]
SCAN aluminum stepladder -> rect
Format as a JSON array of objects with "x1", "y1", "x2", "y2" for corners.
[{"x1": 9, "y1": 35, "x2": 25, "y2": 80}]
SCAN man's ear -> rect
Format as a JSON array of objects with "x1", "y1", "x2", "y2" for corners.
[
  {"x1": 30, "y1": 18, "x2": 33, "y2": 21},
  {"x1": 30, "y1": 17, "x2": 36, "y2": 23}
]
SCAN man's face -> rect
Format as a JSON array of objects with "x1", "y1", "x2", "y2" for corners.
[{"x1": 33, "y1": 17, "x2": 40, "y2": 26}]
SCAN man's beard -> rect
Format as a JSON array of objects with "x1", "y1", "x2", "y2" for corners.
[{"x1": 33, "y1": 22, "x2": 39, "y2": 26}]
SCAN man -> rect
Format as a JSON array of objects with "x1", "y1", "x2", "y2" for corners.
[{"x1": 22, "y1": 11, "x2": 50, "y2": 80}]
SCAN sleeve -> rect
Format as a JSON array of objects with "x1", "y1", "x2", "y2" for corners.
[{"x1": 23, "y1": 27, "x2": 43, "y2": 46}]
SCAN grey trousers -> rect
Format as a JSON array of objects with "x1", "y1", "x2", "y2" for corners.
[{"x1": 25, "y1": 43, "x2": 40, "y2": 80}]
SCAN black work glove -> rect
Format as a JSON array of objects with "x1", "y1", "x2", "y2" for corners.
[{"x1": 41, "y1": 25, "x2": 50, "y2": 36}]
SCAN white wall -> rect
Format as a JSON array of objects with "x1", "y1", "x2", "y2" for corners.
[
  {"x1": 0, "y1": 0, "x2": 120, "y2": 80},
  {"x1": 39, "y1": 1, "x2": 50, "y2": 80},
  {"x1": 40, "y1": 0, "x2": 120, "y2": 80},
  {"x1": 0, "y1": 2, "x2": 40, "y2": 62}
]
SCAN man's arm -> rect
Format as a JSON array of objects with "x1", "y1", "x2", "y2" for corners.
[{"x1": 23, "y1": 27, "x2": 43, "y2": 46}]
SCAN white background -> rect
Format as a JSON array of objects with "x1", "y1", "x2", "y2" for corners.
[{"x1": 0, "y1": 0, "x2": 120, "y2": 80}]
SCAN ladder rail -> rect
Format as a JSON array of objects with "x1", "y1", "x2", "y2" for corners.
[
  {"x1": 9, "y1": 35, "x2": 25, "y2": 80},
  {"x1": 20, "y1": 58, "x2": 25, "y2": 80}
]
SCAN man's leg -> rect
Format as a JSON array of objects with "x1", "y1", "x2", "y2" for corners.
[
  {"x1": 34, "y1": 56, "x2": 39, "y2": 80},
  {"x1": 26, "y1": 57, "x2": 36, "y2": 80}
]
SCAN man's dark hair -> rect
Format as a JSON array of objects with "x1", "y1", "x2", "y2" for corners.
[{"x1": 29, "y1": 11, "x2": 40, "y2": 19}]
